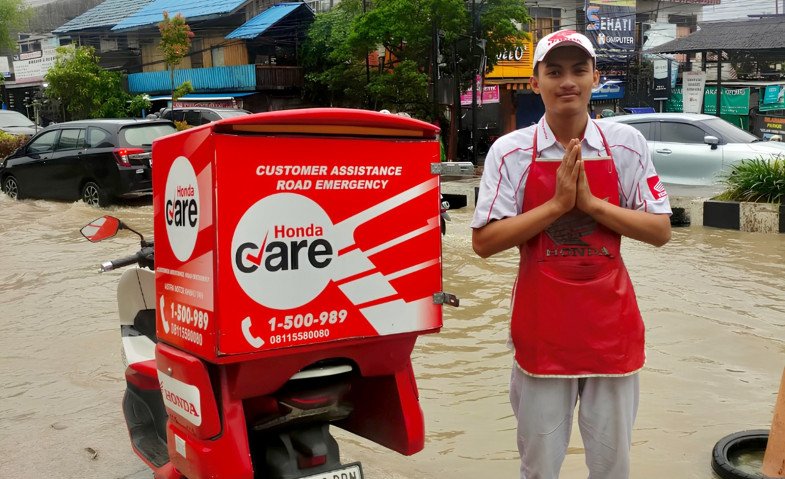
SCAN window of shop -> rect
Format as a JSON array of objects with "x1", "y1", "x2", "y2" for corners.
[{"x1": 524, "y1": 8, "x2": 561, "y2": 42}]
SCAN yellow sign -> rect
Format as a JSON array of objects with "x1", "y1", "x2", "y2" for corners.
[{"x1": 486, "y1": 38, "x2": 533, "y2": 79}]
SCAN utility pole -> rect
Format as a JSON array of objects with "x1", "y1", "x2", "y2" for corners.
[{"x1": 470, "y1": 0, "x2": 477, "y2": 165}]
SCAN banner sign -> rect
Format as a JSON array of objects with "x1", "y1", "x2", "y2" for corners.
[
  {"x1": 461, "y1": 85, "x2": 500, "y2": 106},
  {"x1": 682, "y1": 71, "x2": 706, "y2": 113},
  {"x1": 703, "y1": 87, "x2": 750, "y2": 115},
  {"x1": 666, "y1": 86, "x2": 750, "y2": 115},
  {"x1": 584, "y1": 0, "x2": 636, "y2": 64},
  {"x1": 759, "y1": 85, "x2": 785, "y2": 112},
  {"x1": 11, "y1": 47, "x2": 59, "y2": 83},
  {"x1": 652, "y1": 59, "x2": 671, "y2": 101},
  {"x1": 665, "y1": 86, "x2": 683, "y2": 112}
]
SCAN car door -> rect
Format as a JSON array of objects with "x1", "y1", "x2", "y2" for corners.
[
  {"x1": 652, "y1": 120, "x2": 724, "y2": 185},
  {"x1": 11, "y1": 129, "x2": 59, "y2": 198},
  {"x1": 48, "y1": 128, "x2": 87, "y2": 200}
]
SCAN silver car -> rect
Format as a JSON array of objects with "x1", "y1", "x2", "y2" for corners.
[
  {"x1": 0, "y1": 110, "x2": 38, "y2": 137},
  {"x1": 599, "y1": 113, "x2": 785, "y2": 186}
]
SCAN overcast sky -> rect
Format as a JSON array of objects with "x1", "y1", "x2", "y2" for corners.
[{"x1": 703, "y1": 0, "x2": 783, "y2": 21}]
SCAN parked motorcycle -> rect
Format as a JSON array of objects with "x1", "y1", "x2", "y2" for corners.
[{"x1": 82, "y1": 215, "x2": 455, "y2": 479}]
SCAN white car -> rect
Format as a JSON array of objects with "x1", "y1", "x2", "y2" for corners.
[
  {"x1": 0, "y1": 110, "x2": 38, "y2": 137},
  {"x1": 599, "y1": 113, "x2": 785, "y2": 186}
]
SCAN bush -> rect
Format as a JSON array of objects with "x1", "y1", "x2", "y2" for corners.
[
  {"x1": 173, "y1": 120, "x2": 192, "y2": 131},
  {"x1": 0, "y1": 131, "x2": 28, "y2": 160},
  {"x1": 716, "y1": 156, "x2": 785, "y2": 204}
]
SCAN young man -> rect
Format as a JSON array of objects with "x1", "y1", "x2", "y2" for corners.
[{"x1": 471, "y1": 30, "x2": 672, "y2": 479}]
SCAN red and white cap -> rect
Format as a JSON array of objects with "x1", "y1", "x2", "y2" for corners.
[{"x1": 532, "y1": 30, "x2": 596, "y2": 72}]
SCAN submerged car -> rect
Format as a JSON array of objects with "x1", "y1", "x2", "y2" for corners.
[
  {"x1": 599, "y1": 113, "x2": 785, "y2": 186},
  {"x1": 0, "y1": 118, "x2": 176, "y2": 206},
  {"x1": 0, "y1": 110, "x2": 38, "y2": 137}
]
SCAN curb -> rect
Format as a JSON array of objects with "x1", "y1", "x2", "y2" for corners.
[{"x1": 670, "y1": 198, "x2": 785, "y2": 233}]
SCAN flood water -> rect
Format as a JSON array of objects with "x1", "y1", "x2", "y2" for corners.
[{"x1": 1, "y1": 194, "x2": 784, "y2": 479}]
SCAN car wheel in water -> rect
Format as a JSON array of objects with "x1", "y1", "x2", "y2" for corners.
[
  {"x1": 711, "y1": 429, "x2": 770, "y2": 479},
  {"x1": 82, "y1": 181, "x2": 109, "y2": 207},
  {"x1": 3, "y1": 176, "x2": 20, "y2": 200}
]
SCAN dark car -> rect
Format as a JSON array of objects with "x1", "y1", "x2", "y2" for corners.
[
  {"x1": 0, "y1": 118, "x2": 176, "y2": 206},
  {"x1": 156, "y1": 106, "x2": 251, "y2": 126},
  {"x1": 0, "y1": 110, "x2": 38, "y2": 137}
]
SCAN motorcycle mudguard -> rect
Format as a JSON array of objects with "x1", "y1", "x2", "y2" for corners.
[
  {"x1": 155, "y1": 343, "x2": 221, "y2": 440},
  {"x1": 337, "y1": 360, "x2": 425, "y2": 455}
]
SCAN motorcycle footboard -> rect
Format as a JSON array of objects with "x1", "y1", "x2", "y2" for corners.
[{"x1": 124, "y1": 382, "x2": 170, "y2": 468}]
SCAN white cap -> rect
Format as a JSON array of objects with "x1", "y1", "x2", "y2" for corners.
[{"x1": 532, "y1": 30, "x2": 596, "y2": 72}]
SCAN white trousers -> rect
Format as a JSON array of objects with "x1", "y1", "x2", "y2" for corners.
[{"x1": 509, "y1": 365, "x2": 639, "y2": 479}]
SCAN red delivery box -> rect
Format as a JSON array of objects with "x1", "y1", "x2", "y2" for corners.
[{"x1": 152, "y1": 108, "x2": 444, "y2": 361}]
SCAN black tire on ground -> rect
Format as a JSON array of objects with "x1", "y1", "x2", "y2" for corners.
[
  {"x1": 3, "y1": 175, "x2": 21, "y2": 200},
  {"x1": 82, "y1": 181, "x2": 110, "y2": 207},
  {"x1": 711, "y1": 429, "x2": 770, "y2": 479}
]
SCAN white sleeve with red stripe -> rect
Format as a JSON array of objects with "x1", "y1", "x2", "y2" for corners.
[
  {"x1": 620, "y1": 127, "x2": 672, "y2": 215},
  {"x1": 471, "y1": 132, "x2": 531, "y2": 229}
]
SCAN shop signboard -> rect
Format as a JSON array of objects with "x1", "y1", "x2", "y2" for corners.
[
  {"x1": 753, "y1": 114, "x2": 785, "y2": 140},
  {"x1": 584, "y1": 0, "x2": 636, "y2": 64}
]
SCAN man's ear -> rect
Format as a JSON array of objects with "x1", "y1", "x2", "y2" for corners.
[
  {"x1": 531, "y1": 75, "x2": 540, "y2": 94},
  {"x1": 592, "y1": 70, "x2": 600, "y2": 89}
]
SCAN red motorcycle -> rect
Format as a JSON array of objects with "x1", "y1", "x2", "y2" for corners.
[{"x1": 82, "y1": 108, "x2": 457, "y2": 479}]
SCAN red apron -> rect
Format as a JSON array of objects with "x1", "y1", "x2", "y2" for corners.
[{"x1": 510, "y1": 125, "x2": 644, "y2": 377}]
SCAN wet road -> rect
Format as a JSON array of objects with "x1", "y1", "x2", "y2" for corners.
[{"x1": 1, "y1": 195, "x2": 784, "y2": 478}]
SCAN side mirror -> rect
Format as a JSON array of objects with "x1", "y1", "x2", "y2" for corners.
[
  {"x1": 81, "y1": 216, "x2": 121, "y2": 242},
  {"x1": 705, "y1": 135, "x2": 719, "y2": 150}
]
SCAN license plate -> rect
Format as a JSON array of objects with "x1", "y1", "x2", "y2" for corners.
[{"x1": 299, "y1": 462, "x2": 363, "y2": 479}]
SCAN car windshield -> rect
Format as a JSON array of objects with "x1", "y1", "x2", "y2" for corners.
[
  {"x1": 0, "y1": 111, "x2": 35, "y2": 128},
  {"x1": 120, "y1": 123, "x2": 177, "y2": 147},
  {"x1": 701, "y1": 117, "x2": 760, "y2": 143}
]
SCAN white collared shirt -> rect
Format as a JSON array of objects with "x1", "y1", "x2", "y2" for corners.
[{"x1": 471, "y1": 114, "x2": 672, "y2": 229}]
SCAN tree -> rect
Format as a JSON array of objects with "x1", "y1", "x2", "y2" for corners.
[
  {"x1": 45, "y1": 45, "x2": 130, "y2": 120},
  {"x1": 158, "y1": 11, "x2": 194, "y2": 99},
  {"x1": 0, "y1": 0, "x2": 30, "y2": 51},
  {"x1": 301, "y1": 0, "x2": 530, "y2": 121}
]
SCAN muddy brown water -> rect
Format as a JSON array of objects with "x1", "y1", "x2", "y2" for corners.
[{"x1": 1, "y1": 195, "x2": 784, "y2": 479}]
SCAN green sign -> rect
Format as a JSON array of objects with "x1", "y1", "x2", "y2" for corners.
[
  {"x1": 665, "y1": 86, "x2": 749, "y2": 115},
  {"x1": 664, "y1": 86, "x2": 682, "y2": 112},
  {"x1": 703, "y1": 87, "x2": 749, "y2": 115},
  {"x1": 759, "y1": 85, "x2": 785, "y2": 112}
]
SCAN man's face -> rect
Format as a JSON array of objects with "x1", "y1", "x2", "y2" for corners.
[{"x1": 531, "y1": 46, "x2": 600, "y2": 117}]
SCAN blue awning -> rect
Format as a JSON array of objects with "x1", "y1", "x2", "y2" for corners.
[{"x1": 226, "y1": 3, "x2": 312, "y2": 40}]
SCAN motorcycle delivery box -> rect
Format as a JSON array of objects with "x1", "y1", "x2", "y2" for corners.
[{"x1": 152, "y1": 108, "x2": 446, "y2": 478}]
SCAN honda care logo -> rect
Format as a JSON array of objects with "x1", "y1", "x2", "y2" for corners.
[
  {"x1": 232, "y1": 194, "x2": 335, "y2": 309},
  {"x1": 164, "y1": 156, "x2": 200, "y2": 261}
]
